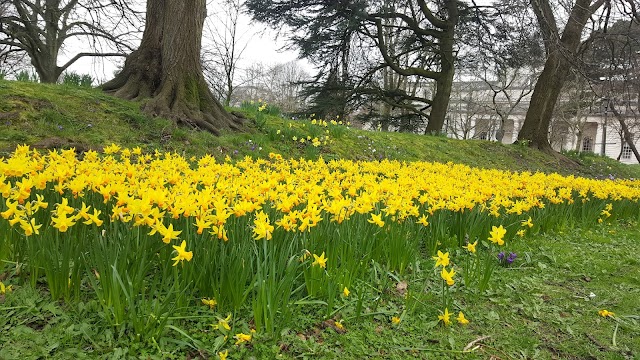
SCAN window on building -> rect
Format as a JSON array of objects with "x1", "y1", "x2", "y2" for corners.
[
  {"x1": 582, "y1": 137, "x2": 593, "y2": 152},
  {"x1": 621, "y1": 142, "x2": 633, "y2": 160}
]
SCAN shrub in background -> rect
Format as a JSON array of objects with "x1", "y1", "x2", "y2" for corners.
[{"x1": 61, "y1": 72, "x2": 94, "y2": 88}]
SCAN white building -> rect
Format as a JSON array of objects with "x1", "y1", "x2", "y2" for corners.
[{"x1": 445, "y1": 80, "x2": 640, "y2": 164}]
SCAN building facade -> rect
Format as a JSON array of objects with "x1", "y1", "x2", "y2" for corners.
[{"x1": 444, "y1": 80, "x2": 640, "y2": 164}]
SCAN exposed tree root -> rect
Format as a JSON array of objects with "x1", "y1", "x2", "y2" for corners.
[{"x1": 102, "y1": 56, "x2": 243, "y2": 135}]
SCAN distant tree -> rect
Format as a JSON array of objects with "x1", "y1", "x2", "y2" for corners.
[
  {"x1": 517, "y1": 0, "x2": 607, "y2": 152},
  {"x1": 458, "y1": 0, "x2": 543, "y2": 142},
  {"x1": 584, "y1": 20, "x2": 640, "y2": 162},
  {"x1": 246, "y1": 0, "x2": 474, "y2": 134},
  {"x1": 236, "y1": 62, "x2": 268, "y2": 102},
  {"x1": 0, "y1": 0, "x2": 139, "y2": 83},
  {"x1": 231, "y1": 61, "x2": 308, "y2": 112},
  {"x1": 551, "y1": 73, "x2": 599, "y2": 152},
  {"x1": 201, "y1": 0, "x2": 248, "y2": 106},
  {"x1": 446, "y1": 80, "x2": 496, "y2": 139},
  {"x1": 102, "y1": 0, "x2": 243, "y2": 135},
  {"x1": 262, "y1": 61, "x2": 309, "y2": 112}
]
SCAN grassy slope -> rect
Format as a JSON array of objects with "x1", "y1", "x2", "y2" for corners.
[
  {"x1": 0, "y1": 80, "x2": 639, "y2": 359},
  {"x1": 1, "y1": 79, "x2": 639, "y2": 179}
]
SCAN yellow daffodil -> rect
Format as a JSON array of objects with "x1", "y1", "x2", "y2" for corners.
[
  {"x1": 488, "y1": 225, "x2": 506, "y2": 246},
  {"x1": 521, "y1": 217, "x2": 533, "y2": 228},
  {"x1": 211, "y1": 314, "x2": 232, "y2": 331},
  {"x1": 51, "y1": 213, "x2": 76, "y2": 232},
  {"x1": 440, "y1": 267, "x2": 455, "y2": 286},
  {"x1": 456, "y1": 311, "x2": 469, "y2": 325},
  {"x1": 218, "y1": 350, "x2": 229, "y2": 360},
  {"x1": 598, "y1": 309, "x2": 615, "y2": 318},
  {"x1": 312, "y1": 252, "x2": 327, "y2": 268},
  {"x1": 0, "y1": 281, "x2": 12, "y2": 295},
  {"x1": 234, "y1": 332, "x2": 252, "y2": 345},
  {"x1": 161, "y1": 223, "x2": 182, "y2": 244},
  {"x1": 253, "y1": 211, "x2": 274, "y2": 240},
  {"x1": 417, "y1": 215, "x2": 429, "y2": 226},
  {"x1": 171, "y1": 240, "x2": 193, "y2": 266},
  {"x1": 20, "y1": 218, "x2": 42, "y2": 236},
  {"x1": 202, "y1": 298, "x2": 217, "y2": 309},
  {"x1": 463, "y1": 240, "x2": 477, "y2": 253},
  {"x1": 367, "y1": 213, "x2": 385, "y2": 227},
  {"x1": 343, "y1": 287, "x2": 350, "y2": 297},
  {"x1": 432, "y1": 250, "x2": 450, "y2": 268},
  {"x1": 438, "y1": 308, "x2": 451, "y2": 325},
  {"x1": 195, "y1": 217, "x2": 212, "y2": 234}
]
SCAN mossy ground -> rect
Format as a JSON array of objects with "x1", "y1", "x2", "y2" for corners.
[{"x1": 1, "y1": 79, "x2": 638, "y2": 179}]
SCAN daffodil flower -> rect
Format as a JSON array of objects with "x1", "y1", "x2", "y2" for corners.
[
  {"x1": 440, "y1": 267, "x2": 455, "y2": 286},
  {"x1": 234, "y1": 332, "x2": 252, "y2": 345},
  {"x1": 312, "y1": 252, "x2": 327, "y2": 268},
  {"x1": 438, "y1": 308, "x2": 451, "y2": 325},
  {"x1": 488, "y1": 225, "x2": 506, "y2": 246},
  {"x1": 463, "y1": 240, "x2": 477, "y2": 253},
  {"x1": 456, "y1": 311, "x2": 469, "y2": 325},
  {"x1": 171, "y1": 240, "x2": 193, "y2": 266},
  {"x1": 598, "y1": 309, "x2": 615, "y2": 318},
  {"x1": 432, "y1": 250, "x2": 450, "y2": 268}
]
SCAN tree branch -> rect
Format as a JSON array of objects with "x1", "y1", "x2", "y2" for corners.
[{"x1": 58, "y1": 52, "x2": 125, "y2": 74}]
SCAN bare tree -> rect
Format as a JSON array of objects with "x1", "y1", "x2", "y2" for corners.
[
  {"x1": 551, "y1": 73, "x2": 599, "y2": 151},
  {"x1": 262, "y1": 61, "x2": 308, "y2": 112},
  {"x1": 583, "y1": 18, "x2": 640, "y2": 162},
  {"x1": 231, "y1": 60, "x2": 308, "y2": 112},
  {"x1": 446, "y1": 80, "x2": 497, "y2": 139},
  {"x1": 202, "y1": 0, "x2": 248, "y2": 106},
  {"x1": 0, "y1": 0, "x2": 141, "y2": 83}
]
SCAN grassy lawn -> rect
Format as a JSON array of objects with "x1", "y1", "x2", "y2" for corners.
[
  {"x1": 1, "y1": 79, "x2": 640, "y2": 179},
  {"x1": 0, "y1": 80, "x2": 639, "y2": 360},
  {"x1": 1, "y1": 220, "x2": 638, "y2": 359}
]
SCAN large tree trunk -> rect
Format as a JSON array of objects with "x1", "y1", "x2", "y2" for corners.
[
  {"x1": 425, "y1": 55, "x2": 454, "y2": 134},
  {"x1": 518, "y1": 0, "x2": 603, "y2": 151},
  {"x1": 424, "y1": 0, "x2": 457, "y2": 135},
  {"x1": 31, "y1": 51, "x2": 60, "y2": 83},
  {"x1": 517, "y1": 52, "x2": 569, "y2": 152},
  {"x1": 30, "y1": 1, "x2": 62, "y2": 83},
  {"x1": 102, "y1": 0, "x2": 243, "y2": 135}
]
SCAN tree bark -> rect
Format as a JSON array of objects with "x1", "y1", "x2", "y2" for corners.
[
  {"x1": 424, "y1": 0, "x2": 457, "y2": 135},
  {"x1": 517, "y1": 51, "x2": 569, "y2": 152},
  {"x1": 102, "y1": 0, "x2": 243, "y2": 135},
  {"x1": 518, "y1": 0, "x2": 603, "y2": 151}
]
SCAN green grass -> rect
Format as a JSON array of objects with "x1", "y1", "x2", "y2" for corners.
[
  {"x1": 1, "y1": 79, "x2": 639, "y2": 179},
  {"x1": 2, "y1": 221, "x2": 638, "y2": 359},
  {"x1": 1, "y1": 80, "x2": 639, "y2": 359}
]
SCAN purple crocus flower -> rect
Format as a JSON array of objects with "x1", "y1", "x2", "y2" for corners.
[
  {"x1": 506, "y1": 252, "x2": 517, "y2": 264},
  {"x1": 497, "y1": 252, "x2": 505, "y2": 261}
]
